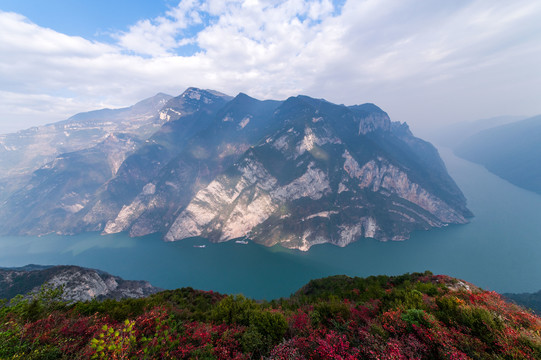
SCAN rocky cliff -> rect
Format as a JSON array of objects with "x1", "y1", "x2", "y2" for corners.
[
  {"x1": 0, "y1": 265, "x2": 160, "y2": 302},
  {"x1": 164, "y1": 95, "x2": 471, "y2": 250},
  {"x1": 0, "y1": 88, "x2": 472, "y2": 249}
]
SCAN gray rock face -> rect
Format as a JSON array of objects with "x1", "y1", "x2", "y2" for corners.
[
  {"x1": 0, "y1": 265, "x2": 160, "y2": 302},
  {"x1": 71, "y1": 88, "x2": 233, "y2": 235},
  {"x1": 0, "y1": 89, "x2": 471, "y2": 250},
  {"x1": 101, "y1": 92, "x2": 281, "y2": 238},
  {"x1": 164, "y1": 95, "x2": 471, "y2": 250}
]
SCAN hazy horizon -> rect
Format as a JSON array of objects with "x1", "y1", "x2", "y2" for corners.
[{"x1": 1, "y1": 0, "x2": 540, "y2": 134}]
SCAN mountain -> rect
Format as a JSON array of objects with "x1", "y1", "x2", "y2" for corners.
[
  {"x1": 0, "y1": 93, "x2": 172, "y2": 180},
  {"x1": 0, "y1": 88, "x2": 471, "y2": 249},
  {"x1": 0, "y1": 134, "x2": 140, "y2": 234},
  {"x1": 1, "y1": 271, "x2": 540, "y2": 359},
  {"x1": 102, "y1": 92, "x2": 282, "y2": 237},
  {"x1": 68, "y1": 87, "x2": 233, "y2": 234},
  {"x1": 454, "y1": 114, "x2": 541, "y2": 194},
  {"x1": 504, "y1": 290, "x2": 541, "y2": 315},
  {"x1": 164, "y1": 95, "x2": 471, "y2": 250},
  {"x1": 0, "y1": 88, "x2": 232, "y2": 236},
  {"x1": 428, "y1": 115, "x2": 526, "y2": 147},
  {"x1": 0, "y1": 265, "x2": 160, "y2": 302}
]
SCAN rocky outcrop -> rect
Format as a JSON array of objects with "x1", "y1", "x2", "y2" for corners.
[
  {"x1": 0, "y1": 89, "x2": 472, "y2": 250},
  {"x1": 164, "y1": 95, "x2": 470, "y2": 250},
  {"x1": 0, "y1": 265, "x2": 160, "y2": 302}
]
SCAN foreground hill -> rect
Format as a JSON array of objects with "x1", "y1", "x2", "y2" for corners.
[
  {"x1": 1, "y1": 271, "x2": 539, "y2": 359},
  {"x1": 0, "y1": 88, "x2": 471, "y2": 250},
  {"x1": 454, "y1": 114, "x2": 541, "y2": 195}
]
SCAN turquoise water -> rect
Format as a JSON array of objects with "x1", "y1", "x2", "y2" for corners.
[{"x1": 1, "y1": 148, "x2": 541, "y2": 299}]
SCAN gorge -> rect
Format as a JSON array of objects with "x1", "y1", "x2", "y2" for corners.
[{"x1": 0, "y1": 88, "x2": 471, "y2": 250}]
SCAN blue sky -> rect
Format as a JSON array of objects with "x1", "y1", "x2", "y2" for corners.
[
  {"x1": 0, "y1": 1, "x2": 175, "y2": 40},
  {"x1": 0, "y1": 0, "x2": 540, "y2": 134}
]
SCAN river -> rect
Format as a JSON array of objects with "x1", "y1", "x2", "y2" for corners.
[{"x1": 1, "y1": 148, "x2": 540, "y2": 299}]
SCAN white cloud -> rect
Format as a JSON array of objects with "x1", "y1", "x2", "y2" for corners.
[
  {"x1": 0, "y1": 0, "x2": 540, "y2": 134},
  {"x1": 114, "y1": 0, "x2": 204, "y2": 56}
]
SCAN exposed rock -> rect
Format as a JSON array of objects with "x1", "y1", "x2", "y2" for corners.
[
  {"x1": 0, "y1": 89, "x2": 472, "y2": 250},
  {"x1": 0, "y1": 265, "x2": 160, "y2": 302}
]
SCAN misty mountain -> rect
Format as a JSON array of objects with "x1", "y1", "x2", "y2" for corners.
[
  {"x1": 0, "y1": 134, "x2": 140, "y2": 235},
  {"x1": 454, "y1": 114, "x2": 541, "y2": 195},
  {"x1": 504, "y1": 290, "x2": 541, "y2": 315},
  {"x1": 70, "y1": 88, "x2": 233, "y2": 234},
  {"x1": 428, "y1": 115, "x2": 526, "y2": 147},
  {"x1": 0, "y1": 92, "x2": 172, "y2": 189},
  {"x1": 0, "y1": 88, "x2": 472, "y2": 250},
  {"x1": 102, "y1": 92, "x2": 283, "y2": 237},
  {"x1": 164, "y1": 95, "x2": 471, "y2": 250}
]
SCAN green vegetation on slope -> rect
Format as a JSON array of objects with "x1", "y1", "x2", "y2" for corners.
[{"x1": 1, "y1": 271, "x2": 540, "y2": 359}]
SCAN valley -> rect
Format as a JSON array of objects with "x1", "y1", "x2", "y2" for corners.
[{"x1": 1, "y1": 150, "x2": 540, "y2": 299}]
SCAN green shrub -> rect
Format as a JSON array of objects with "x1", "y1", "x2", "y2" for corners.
[
  {"x1": 211, "y1": 295, "x2": 257, "y2": 326},
  {"x1": 313, "y1": 299, "x2": 350, "y2": 327},
  {"x1": 401, "y1": 309, "x2": 435, "y2": 330}
]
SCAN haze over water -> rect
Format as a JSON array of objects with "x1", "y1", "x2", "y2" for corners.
[{"x1": 1, "y1": 148, "x2": 540, "y2": 299}]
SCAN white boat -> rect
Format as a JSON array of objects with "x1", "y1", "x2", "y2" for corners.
[
  {"x1": 193, "y1": 244, "x2": 206, "y2": 248},
  {"x1": 235, "y1": 239, "x2": 249, "y2": 244}
]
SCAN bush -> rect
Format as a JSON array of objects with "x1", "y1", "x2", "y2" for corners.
[{"x1": 212, "y1": 295, "x2": 257, "y2": 326}]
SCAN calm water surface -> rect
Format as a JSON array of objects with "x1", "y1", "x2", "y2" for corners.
[{"x1": 1, "y1": 148, "x2": 540, "y2": 299}]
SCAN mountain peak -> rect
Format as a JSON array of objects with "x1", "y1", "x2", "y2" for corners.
[
  {"x1": 0, "y1": 90, "x2": 471, "y2": 251},
  {"x1": 180, "y1": 87, "x2": 232, "y2": 102},
  {"x1": 181, "y1": 87, "x2": 208, "y2": 100}
]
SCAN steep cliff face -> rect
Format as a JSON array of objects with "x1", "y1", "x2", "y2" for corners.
[
  {"x1": 69, "y1": 88, "x2": 233, "y2": 234},
  {"x1": 0, "y1": 265, "x2": 160, "y2": 302},
  {"x1": 0, "y1": 89, "x2": 471, "y2": 249},
  {"x1": 164, "y1": 96, "x2": 470, "y2": 250},
  {"x1": 102, "y1": 93, "x2": 282, "y2": 237}
]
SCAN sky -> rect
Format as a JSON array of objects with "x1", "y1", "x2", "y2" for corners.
[{"x1": 0, "y1": 0, "x2": 540, "y2": 135}]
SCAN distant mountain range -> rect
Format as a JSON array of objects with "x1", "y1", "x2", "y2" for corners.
[
  {"x1": 454, "y1": 114, "x2": 541, "y2": 195},
  {"x1": 0, "y1": 88, "x2": 472, "y2": 250},
  {"x1": 504, "y1": 290, "x2": 541, "y2": 315},
  {"x1": 0, "y1": 93, "x2": 172, "y2": 179},
  {"x1": 429, "y1": 115, "x2": 526, "y2": 148}
]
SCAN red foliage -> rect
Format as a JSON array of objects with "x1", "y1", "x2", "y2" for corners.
[{"x1": 4, "y1": 274, "x2": 541, "y2": 359}]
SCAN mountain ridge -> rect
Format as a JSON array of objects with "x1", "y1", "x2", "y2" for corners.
[
  {"x1": 0, "y1": 88, "x2": 472, "y2": 250},
  {"x1": 454, "y1": 114, "x2": 541, "y2": 195}
]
